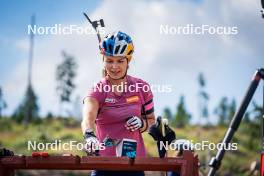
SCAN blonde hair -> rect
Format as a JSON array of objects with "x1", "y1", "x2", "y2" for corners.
[
  {"x1": 102, "y1": 56, "x2": 107, "y2": 78},
  {"x1": 102, "y1": 68, "x2": 107, "y2": 78}
]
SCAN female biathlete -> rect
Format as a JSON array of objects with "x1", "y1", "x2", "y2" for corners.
[{"x1": 81, "y1": 31, "x2": 156, "y2": 176}]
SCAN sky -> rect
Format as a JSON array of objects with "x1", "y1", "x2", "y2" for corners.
[{"x1": 0, "y1": 0, "x2": 263, "y2": 124}]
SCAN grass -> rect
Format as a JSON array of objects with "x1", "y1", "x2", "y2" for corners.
[{"x1": 0, "y1": 117, "x2": 261, "y2": 175}]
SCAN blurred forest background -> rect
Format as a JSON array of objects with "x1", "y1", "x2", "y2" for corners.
[
  {"x1": 0, "y1": 50, "x2": 262, "y2": 175},
  {"x1": 1, "y1": 1, "x2": 263, "y2": 175}
]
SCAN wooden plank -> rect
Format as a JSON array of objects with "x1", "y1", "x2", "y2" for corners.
[
  {"x1": 80, "y1": 157, "x2": 183, "y2": 171},
  {"x1": 0, "y1": 156, "x2": 25, "y2": 169},
  {"x1": 25, "y1": 156, "x2": 80, "y2": 169},
  {"x1": 0, "y1": 151, "x2": 198, "y2": 176}
]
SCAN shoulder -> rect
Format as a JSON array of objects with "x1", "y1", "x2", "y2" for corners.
[
  {"x1": 84, "y1": 78, "x2": 108, "y2": 105},
  {"x1": 91, "y1": 78, "x2": 108, "y2": 92},
  {"x1": 127, "y1": 75, "x2": 150, "y2": 86},
  {"x1": 96, "y1": 77, "x2": 108, "y2": 86}
]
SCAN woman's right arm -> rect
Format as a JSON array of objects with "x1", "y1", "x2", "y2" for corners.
[{"x1": 81, "y1": 97, "x2": 99, "y2": 134}]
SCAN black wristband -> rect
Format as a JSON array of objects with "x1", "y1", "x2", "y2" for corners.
[
  {"x1": 140, "y1": 118, "x2": 148, "y2": 133},
  {"x1": 84, "y1": 130, "x2": 96, "y2": 139}
]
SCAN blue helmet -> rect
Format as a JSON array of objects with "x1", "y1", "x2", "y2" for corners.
[{"x1": 100, "y1": 31, "x2": 134, "y2": 61}]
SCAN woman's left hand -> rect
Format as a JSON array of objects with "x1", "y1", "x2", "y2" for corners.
[{"x1": 125, "y1": 116, "x2": 143, "y2": 131}]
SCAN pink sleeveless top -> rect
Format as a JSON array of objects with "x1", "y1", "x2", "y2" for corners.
[{"x1": 86, "y1": 75, "x2": 154, "y2": 156}]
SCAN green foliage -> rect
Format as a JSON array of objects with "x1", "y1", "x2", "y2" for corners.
[
  {"x1": 46, "y1": 112, "x2": 54, "y2": 120},
  {"x1": 198, "y1": 73, "x2": 209, "y2": 119},
  {"x1": 56, "y1": 51, "x2": 77, "y2": 103},
  {"x1": 162, "y1": 96, "x2": 191, "y2": 127},
  {"x1": 214, "y1": 97, "x2": 229, "y2": 125},
  {"x1": 239, "y1": 101, "x2": 262, "y2": 151},
  {"x1": 251, "y1": 101, "x2": 262, "y2": 124},
  {"x1": 198, "y1": 73, "x2": 206, "y2": 87},
  {"x1": 0, "y1": 117, "x2": 13, "y2": 132},
  {"x1": 214, "y1": 97, "x2": 237, "y2": 126},
  {"x1": 174, "y1": 95, "x2": 191, "y2": 128},
  {"x1": 163, "y1": 107, "x2": 173, "y2": 122},
  {"x1": 0, "y1": 86, "x2": 7, "y2": 118},
  {"x1": 61, "y1": 117, "x2": 80, "y2": 127},
  {"x1": 228, "y1": 98, "x2": 236, "y2": 122},
  {"x1": 0, "y1": 116, "x2": 262, "y2": 175},
  {"x1": 0, "y1": 117, "x2": 83, "y2": 155},
  {"x1": 12, "y1": 85, "x2": 39, "y2": 123}
]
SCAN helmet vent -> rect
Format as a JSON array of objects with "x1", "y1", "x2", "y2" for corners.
[
  {"x1": 118, "y1": 36, "x2": 123, "y2": 41},
  {"x1": 114, "y1": 45, "x2": 120, "y2": 54},
  {"x1": 120, "y1": 44, "x2": 127, "y2": 54},
  {"x1": 109, "y1": 44, "x2": 113, "y2": 54}
]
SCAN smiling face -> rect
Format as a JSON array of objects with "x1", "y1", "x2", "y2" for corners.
[{"x1": 103, "y1": 55, "x2": 128, "y2": 80}]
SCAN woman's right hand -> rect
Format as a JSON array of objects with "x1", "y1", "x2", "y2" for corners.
[
  {"x1": 83, "y1": 129, "x2": 100, "y2": 155},
  {"x1": 81, "y1": 97, "x2": 100, "y2": 155}
]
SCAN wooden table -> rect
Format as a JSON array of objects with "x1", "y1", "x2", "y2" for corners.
[{"x1": 0, "y1": 151, "x2": 199, "y2": 176}]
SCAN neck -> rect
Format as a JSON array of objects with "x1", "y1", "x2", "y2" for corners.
[{"x1": 107, "y1": 76, "x2": 127, "y2": 86}]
